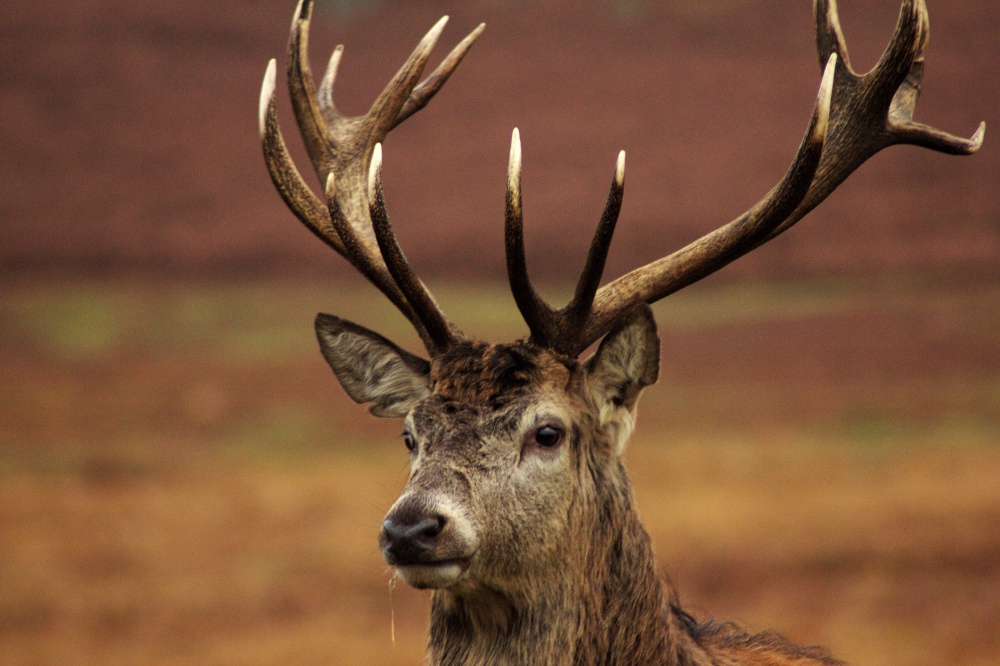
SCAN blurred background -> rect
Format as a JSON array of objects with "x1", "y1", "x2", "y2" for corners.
[{"x1": 1, "y1": 0, "x2": 997, "y2": 664}]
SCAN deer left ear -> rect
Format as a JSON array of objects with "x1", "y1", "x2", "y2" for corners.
[
  {"x1": 583, "y1": 305, "x2": 660, "y2": 453},
  {"x1": 315, "y1": 313, "x2": 431, "y2": 418}
]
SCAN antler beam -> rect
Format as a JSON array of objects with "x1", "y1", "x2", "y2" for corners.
[
  {"x1": 572, "y1": 0, "x2": 983, "y2": 354},
  {"x1": 263, "y1": 0, "x2": 983, "y2": 362}
]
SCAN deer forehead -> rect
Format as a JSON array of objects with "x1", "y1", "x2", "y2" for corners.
[{"x1": 427, "y1": 340, "x2": 580, "y2": 409}]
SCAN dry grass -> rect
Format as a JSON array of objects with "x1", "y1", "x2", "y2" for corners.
[{"x1": 1, "y1": 276, "x2": 998, "y2": 665}]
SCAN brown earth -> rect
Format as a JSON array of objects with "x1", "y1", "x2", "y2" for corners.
[
  {"x1": 1, "y1": 0, "x2": 997, "y2": 280},
  {"x1": 1, "y1": 276, "x2": 999, "y2": 664},
  {"x1": 1, "y1": 0, "x2": 999, "y2": 664}
]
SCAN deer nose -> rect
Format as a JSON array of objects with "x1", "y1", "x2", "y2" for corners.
[{"x1": 380, "y1": 514, "x2": 446, "y2": 564}]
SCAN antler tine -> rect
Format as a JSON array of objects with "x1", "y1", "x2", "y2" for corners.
[
  {"x1": 815, "y1": 0, "x2": 854, "y2": 75},
  {"x1": 260, "y1": 58, "x2": 344, "y2": 259},
  {"x1": 568, "y1": 0, "x2": 983, "y2": 355},
  {"x1": 364, "y1": 17, "x2": 450, "y2": 143},
  {"x1": 506, "y1": 130, "x2": 630, "y2": 354},
  {"x1": 868, "y1": 0, "x2": 927, "y2": 110},
  {"x1": 577, "y1": 54, "x2": 836, "y2": 353},
  {"x1": 260, "y1": 60, "x2": 428, "y2": 339},
  {"x1": 264, "y1": 8, "x2": 483, "y2": 356},
  {"x1": 882, "y1": 0, "x2": 985, "y2": 154},
  {"x1": 368, "y1": 145, "x2": 460, "y2": 353},
  {"x1": 505, "y1": 128, "x2": 557, "y2": 345},
  {"x1": 767, "y1": 0, "x2": 983, "y2": 240},
  {"x1": 392, "y1": 23, "x2": 487, "y2": 130},
  {"x1": 892, "y1": 119, "x2": 986, "y2": 155},
  {"x1": 287, "y1": 0, "x2": 335, "y2": 180},
  {"x1": 322, "y1": 172, "x2": 434, "y2": 348},
  {"x1": 561, "y1": 151, "x2": 626, "y2": 342},
  {"x1": 318, "y1": 44, "x2": 343, "y2": 119}
]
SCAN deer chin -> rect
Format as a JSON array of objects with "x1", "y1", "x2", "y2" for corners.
[{"x1": 395, "y1": 557, "x2": 472, "y2": 590}]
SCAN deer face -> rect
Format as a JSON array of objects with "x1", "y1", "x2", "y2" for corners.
[{"x1": 316, "y1": 307, "x2": 659, "y2": 592}]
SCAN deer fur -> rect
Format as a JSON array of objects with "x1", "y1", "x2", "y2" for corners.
[{"x1": 317, "y1": 307, "x2": 841, "y2": 665}]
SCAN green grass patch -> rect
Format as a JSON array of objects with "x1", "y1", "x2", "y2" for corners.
[{"x1": 5, "y1": 276, "x2": 945, "y2": 361}]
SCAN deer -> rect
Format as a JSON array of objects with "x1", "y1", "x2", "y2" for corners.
[{"x1": 258, "y1": 0, "x2": 983, "y2": 663}]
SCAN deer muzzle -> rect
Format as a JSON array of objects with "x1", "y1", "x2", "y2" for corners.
[{"x1": 380, "y1": 492, "x2": 478, "y2": 589}]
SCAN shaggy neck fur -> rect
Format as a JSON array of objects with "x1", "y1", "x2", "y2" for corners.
[{"x1": 425, "y1": 458, "x2": 712, "y2": 666}]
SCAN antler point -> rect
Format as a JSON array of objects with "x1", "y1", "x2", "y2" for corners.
[
  {"x1": 258, "y1": 59, "x2": 277, "y2": 138},
  {"x1": 815, "y1": 53, "x2": 836, "y2": 138},
  {"x1": 369, "y1": 143, "x2": 384, "y2": 199},
  {"x1": 293, "y1": 0, "x2": 310, "y2": 25},
  {"x1": 970, "y1": 121, "x2": 987, "y2": 150},
  {"x1": 509, "y1": 129, "x2": 522, "y2": 178},
  {"x1": 429, "y1": 15, "x2": 449, "y2": 40}
]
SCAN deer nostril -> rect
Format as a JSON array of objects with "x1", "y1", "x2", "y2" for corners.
[
  {"x1": 381, "y1": 514, "x2": 447, "y2": 561},
  {"x1": 407, "y1": 516, "x2": 444, "y2": 545},
  {"x1": 420, "y1": 515, "x2": 446, "y2": 540}
]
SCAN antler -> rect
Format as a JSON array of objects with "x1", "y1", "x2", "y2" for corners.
[
  {"x1": 506, "y1": 129, "x2": 628, "y2": 353},
  {"x1": 508, "y1": 0, "x2": 983, "y2": 357},
  {"x1": 259, "y1": 0, "x2": 484, "y2": 355}
]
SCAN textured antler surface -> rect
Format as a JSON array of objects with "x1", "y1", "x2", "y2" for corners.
[
  {"x1": 260, "y1": 0, "x2": 483, "y2": 354},
  {"x1": 506, "y1": 129, "x2": 627, "y2": 355},
  {"x1": 263, "y1": 0, "x2": 983, "y2": 362},
  {"x1": 572, "y1": 0, "x2": 983, "y2": 354}
]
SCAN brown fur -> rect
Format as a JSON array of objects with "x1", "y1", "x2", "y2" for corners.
[{"x1": 315, "y1": 309, "x2": 842, "y2": 665}]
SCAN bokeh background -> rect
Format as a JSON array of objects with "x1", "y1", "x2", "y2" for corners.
[{"x1": 1, "y1": 0, "x2": 998, "y2": 664}]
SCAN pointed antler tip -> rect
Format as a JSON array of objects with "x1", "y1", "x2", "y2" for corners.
[
  {"x1": 324, "y1": 173, "x2": 336, "y2": 198},
  {"x1": 970, "y1": 121, "x2": 987, "y2": 150},
  {"x1": 814, "y1": 53, "x2": 836, "y2": 138},
  {"x1": 507, "y1": 130, "x2": 522, "y2": 201},
  {"x1": 293, "y1": 0, "x2": 311, "y2": 24},
  {"x1": 409, "y1": 16, "x2": 449, "y2": 63},
  {"x1": 822, "y1": 52, "x2": 838, "y2": 87},
  {"x1": 258, "y1": 59, "x2": 277, "y2": 138},
  {"x1": 615, "y1": 151, "x2": 626, "y2": 186},
  {"x1": 459, "y1": 22, "x2": 487, "y2": 48},
  {"x1": 427, "y1": 15, "x2": 449, "y2": 40},
  {"x1": 368, "y1": 143, "x2": 384, "y2": 198},
  {"x1": 328, "y1": 45, "x2": 345, "y2": 67},
  {"x1": 509, "y1": 129, "x2": 522, "y2": 173}
]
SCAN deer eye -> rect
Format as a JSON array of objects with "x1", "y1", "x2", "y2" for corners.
[
  {"x1": 403, "y1": 432, "x2": 417, "y2": 452},
  {"x1": 532, "y1": 425, "x2": 564, "y2": 449}
]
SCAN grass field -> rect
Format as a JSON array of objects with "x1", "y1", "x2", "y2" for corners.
[{"x1": 1, "y1": 276, "x2": 998, "y2": 665}]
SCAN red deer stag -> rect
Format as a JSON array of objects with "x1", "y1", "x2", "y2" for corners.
[{"x1": 258, "y1": 0, "x2": 983, "y2": 663}]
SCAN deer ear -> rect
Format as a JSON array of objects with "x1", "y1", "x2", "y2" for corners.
[
  {"x1": 583, "y1": 305, "x2": 660, "y2": 452},
  {"x1": 315, "y1": 313, "x2": 431, "y2": 418}
]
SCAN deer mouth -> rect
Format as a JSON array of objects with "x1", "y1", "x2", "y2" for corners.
[{"x1": 394, "y1": 556, "x2": 473, "y2": 589}]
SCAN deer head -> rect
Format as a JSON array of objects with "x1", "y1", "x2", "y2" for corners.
[{"x1": 259, "y1": 0, "x2": 982, "y2": 660}]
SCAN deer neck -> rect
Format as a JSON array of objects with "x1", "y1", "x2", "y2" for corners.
[{"x1": 426, "y1": 460, "x2": 696, "y2": 665}]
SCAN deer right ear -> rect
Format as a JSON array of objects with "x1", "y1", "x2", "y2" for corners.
[
  {"x1": 315, "y1": 313, "x2": 431, "y2": 418},
  {"x1": 583, "y1": 305, "x2": 660, "y2": 453}
]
